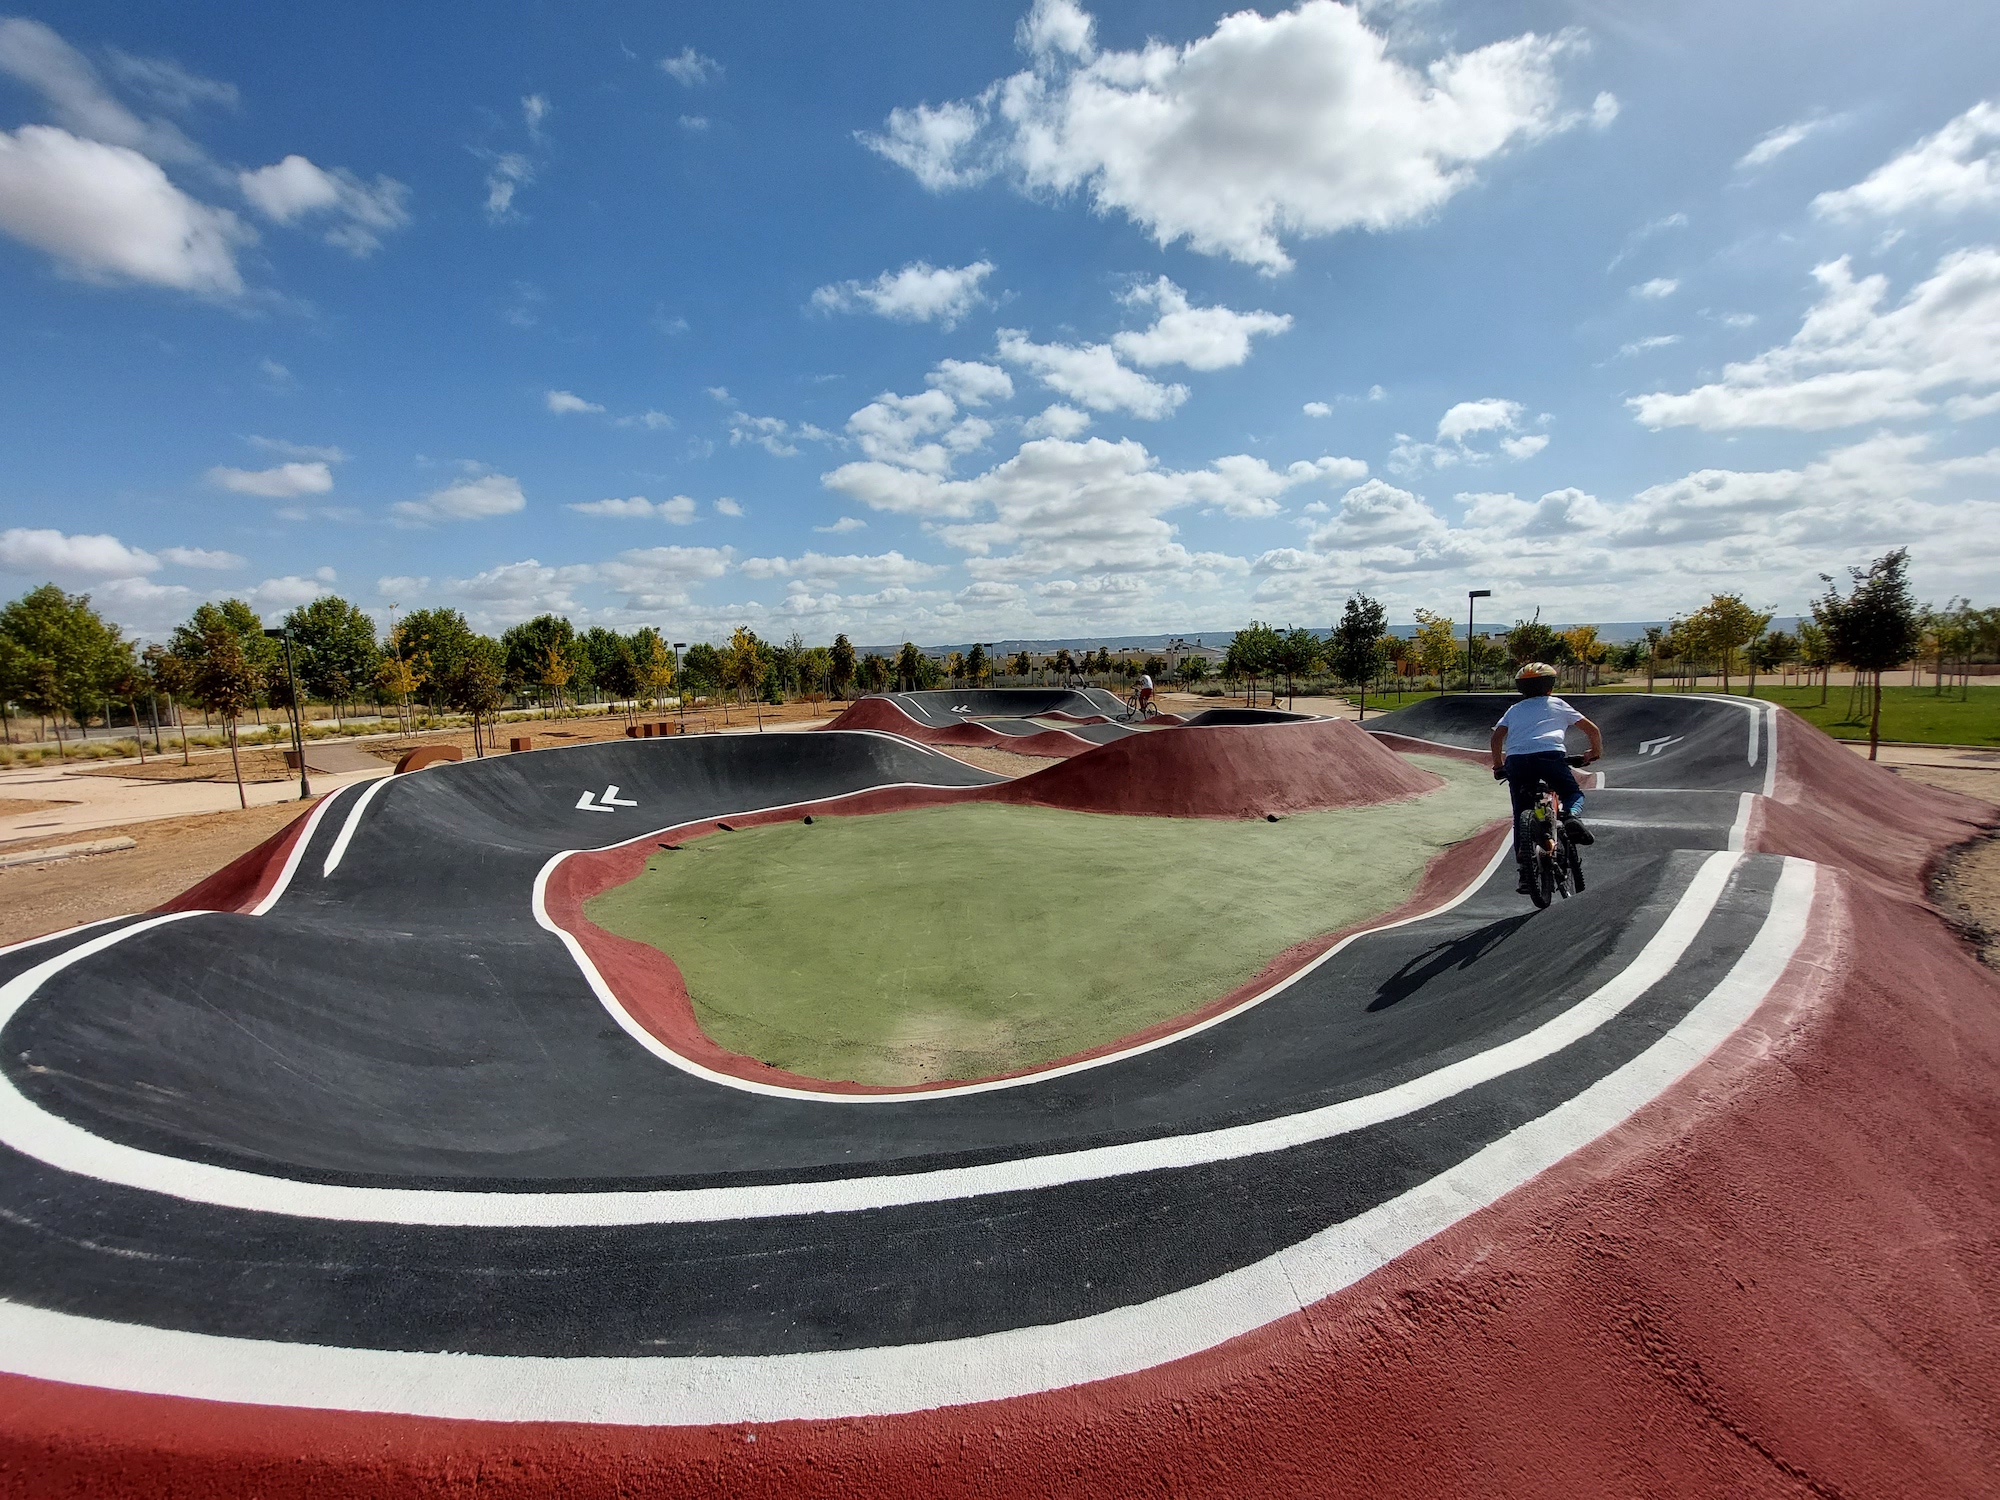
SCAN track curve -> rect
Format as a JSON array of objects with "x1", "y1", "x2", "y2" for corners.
[{"x1": 1, "y1": 691, "x2": 1995, "y2": 1495}]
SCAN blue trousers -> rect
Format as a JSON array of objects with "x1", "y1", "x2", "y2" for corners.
[{"x1": 1504, "y1": 750, "x2": 1586, "y2": 845}]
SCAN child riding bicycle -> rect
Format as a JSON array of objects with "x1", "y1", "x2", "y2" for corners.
[{"x1": 1490, "y1": 662, "x2": 1602, "y2": 895}]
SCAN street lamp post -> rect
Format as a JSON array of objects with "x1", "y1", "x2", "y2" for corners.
[
  {"x1": 673, "y1": 643, "x2": 687, "y2": 732},
  {"x1": 1465, "y1": 590, "x2": 1492, "y2": 693},
  {"x1": 263, "y1": 624, "x2": 311, "y2": 800}
]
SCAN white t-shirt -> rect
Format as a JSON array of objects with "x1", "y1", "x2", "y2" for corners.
[
  {"x1": 1139, "y1": 674, "x2": 1153, "y2": 691},
  {"x1": 1497, "y1": 694, "x2": 1582, "y2": 756}
]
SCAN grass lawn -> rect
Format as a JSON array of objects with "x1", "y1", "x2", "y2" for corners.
[
  {"x1": 584, "y1": 755, "x2": 1500, "y2": 1085},
  {"x1": 1591, "y1": 682, "x2": 2000, "y2": 745}
]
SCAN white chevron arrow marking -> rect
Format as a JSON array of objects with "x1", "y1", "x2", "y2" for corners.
[
  {"x1": 1637, "y1": 735, "x2": 1685, "y2": 757},
  {"x1": 601, "y1": 785, "x2": 637, "y2": 807},
  {"x1": 575, "y1": 791, "x2": 613, "y2": 813}
]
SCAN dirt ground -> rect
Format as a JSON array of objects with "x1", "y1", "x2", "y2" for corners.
[
  {"x1": 0, "y1": 797, "x2": 70, "y2": 817},
  {"x1": 0, "y1": 800, "x2": 309, "y2": 946},
  {"x1": 932, "y1": 746, "x2": 1064, "y2": 777},
  {"x1": 76, "y1": 746, "x2": 297, "y2": 783},
  {"x1": 1900, "y1": 763, "x2": 2000, "y2": 972}
]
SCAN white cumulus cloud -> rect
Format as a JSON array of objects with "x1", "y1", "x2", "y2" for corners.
[
  {"x1": 545, "y1": 389, "x2": 605, "y2": 415},
  {"x1": 566, "y1": 495, "x2": 697, "y2": 523},
  {"x1": 393, "y1": 472, "x2": 527, "y2": 523},
  {"x1": 927, "y1": 358, "x2": 1014, "y2": 406},
  {"x1": 862, "y1": 0, "x2": 1590, "y2": 271},
  {"x1": 811, "y1": 259, "x2": 995, "y2": 328},
  {"x1": 238, "y1": 153, "x2": 411, "y2": 256},
  {"x1": 1631, "y1": 277, "x2": 1678, "y2": 300},
  {"x1": 1629, "y1": 248, "x2": 2000, "y2": 431},
  {"x1": 207, "y1": 461, "x2": 334, "y2": 498},
  {"x1": 1814, "y1": 101, "x2": 2000, "y2": 220},
  {"x1": 0, "y1": 526, "x2": 158, "y2": 579},
  {"x1": 0, "y1": 125, "x2": 249, "y2": 294},
  {"x1": 660, "y1": 48, "x2": 721, "y2": 87},
  {"x1": 158, "y1": 546, "x2": 244, "y2": 569},
  {"x1": 1110, "y1": 277, "x2": 1291, "y2": 370},
  {"x1": 995, "y1": 328, "x2": 1187, "y2": 418}
]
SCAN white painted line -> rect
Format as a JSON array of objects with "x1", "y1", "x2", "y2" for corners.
[
  {"x1": 1726, "y1": 791, "x2": 1754, "y2": 853},
  {"x1": 1747, "y1": 703, "x2": 1760, "y2": 767},
  {"x1": 0, "y1": 914, "x2": 134, "y2": 961},
  {"x1": 0, "y1": 859, "x2": 1816, "y2": 1425},
  {"x1": 322, "y1": 776, "x2": 391, "y2": 878},
  {"x1": 248, "y1": 784, "x2": 356, "y2": 917},
  {"x1": 0, "y1": 847, "x2": 1737, "y2": 1228}
]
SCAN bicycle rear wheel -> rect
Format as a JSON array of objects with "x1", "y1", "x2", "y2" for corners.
[{"x1": 1563, "y1": 835, "x2": 1586, "y2": 893}]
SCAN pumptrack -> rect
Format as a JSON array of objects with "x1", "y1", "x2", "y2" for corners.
[{"x1": 1, "y1": 689, "x2": 1996, "y2": 1496}]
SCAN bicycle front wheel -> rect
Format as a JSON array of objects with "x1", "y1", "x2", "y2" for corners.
[
  {"x1": 1564, "y1": 835, "x2": 1586, "y2": 894},
  {"x1": 1529, "y1": 850, "x2": 1555, "y2": 908}
]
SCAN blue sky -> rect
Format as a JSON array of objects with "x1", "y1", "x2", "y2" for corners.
[{"x1": 1, "y1": 0, "x2": 1997, "y2": 644}]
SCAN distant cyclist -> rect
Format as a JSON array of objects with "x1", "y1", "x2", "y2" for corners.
[
  {"x1": 1136, "y1": 672, "x2": 1155, "y2": 715},
  {"x1": 1491, "y1": 662, "x2": 1602, "y2": 894}
]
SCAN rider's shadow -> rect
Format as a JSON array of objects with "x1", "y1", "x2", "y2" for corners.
[{"x1": 1367, "y1": 913, "x2": 1534, "y2": 1012}]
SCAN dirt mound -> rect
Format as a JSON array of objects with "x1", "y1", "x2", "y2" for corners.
[{"x1": 987, "y1": 717, "x2": 1441, "y2": 819}]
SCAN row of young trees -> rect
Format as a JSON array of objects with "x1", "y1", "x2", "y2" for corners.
[{"x1": 3, "y1": 549, "x2": 1991, "y2": 767}]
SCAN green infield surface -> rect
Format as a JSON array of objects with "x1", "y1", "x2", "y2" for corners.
[{"x1": 583, "y1": 754, "x2": 1500, "y2": 1085}]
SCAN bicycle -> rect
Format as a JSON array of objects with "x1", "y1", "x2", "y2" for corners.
[
  {"x1": 1516, "y1": 755, "x2": 1592, "y2": 909},
  {"x1": 1124, "y1": 693, "x2": 1161, "y2": 722}
]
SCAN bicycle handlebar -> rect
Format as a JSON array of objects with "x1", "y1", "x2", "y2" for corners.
[{"x1": 1565, "y1": 755, "x2": 1594, "y2": 767}]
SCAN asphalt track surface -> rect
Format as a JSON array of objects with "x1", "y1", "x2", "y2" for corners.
[{"x1": 1, "y1": 690, "x2": 1996, "y2": 1496}]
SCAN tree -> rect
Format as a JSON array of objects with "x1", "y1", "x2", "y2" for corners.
[
  {"x1": 281, "y1": 595, "x2": 380, "y2": 729},
  {"x1": 681, "y1": 641, "x2": 723, "y2": 697},
  {"x1": 859, "y1": 653, "x2": 890, "y2": 693},
  {"x1": 945, "y1": 649, "x2": 967, "y2": 685},
  {"x1": 634, "y1": 633, "x2": 675, "y2": 708},
  {"x1": 1685, "y1": 593, "x2": 1771, "y2": 695},
  {"x1": 1175, "y1": 655, "x2": 1208, "y2": 688},
  {"x1": 1224, "y1": 621, "x2": 1281, "y2": 705},
  {"x1": 1, "y1": 584, "x2": 128, "y2": 749},
  {"x1": 1749, "y1": 630, "x2": 1794, "y2": 695},
  {"x1": 724, "y1": 627, "x2": 767, "y2": 702},
  {"x1": 1505, "y1": 613, "x2": 1562, "y2": 669},
  {"x1": 442, "y1": 635, "x2": 507, "y2": 754},
  {"x1": 1273, "y1": 626, "x2": 1321, "y2": 708},
  {"x1": 1641, "y1": 625, "x2": 1665, "y2": 692},
  {"x1": 1009, "y1": 649, "x2": 1032, "y2": 679},
  {"x1": 376, "y1": 652, "x2": 420, "y2": 734},
  {"x1": 187, "y1": 615, "x2": 258, "y2": 808},
  {"x1": 0, "y1": 628, "x2": 28, "y2": 746},
  {"x1": 1559, "y1": 625, "x2": 1606, "y2": 693},
  {"x1": 105, "y1": 648, "x2": 150, "y2": 762},
  {"x1": 1052, "y1": 647, "x2": 1076, "y2": 681},
  {"x1": 831, "y1": 634, "x2": 857, "y2": 698},
  {"x1": 577, "y1": 627, "x2": 636, "y2": 707},
  {"x1": 1795, "y1": 619, "x2": 1832, "y2": 705},
  {"x1": 1328, "y1": 595, "x2": 1386, "y2": 712},
  {"x1": 1410, "y1": 609, "x2": 1461, "y2": 685},
  {"x1": 895, "y1": 641, "x2": 923, "y2": 691},
  {"x1": 501, "y1": 614, "x2": 576, "y2": 704},
  {"x1": 393, "y1": 608, "x2": 477, "y2": 714},
  {"x1": 965, "y1": 642, "x2": 988, "y2": 684},
  {"x1": 1816, "y1": 549, "x2": 1923, "y2": 760},
  {"x1": 142, "y1": 644, "x2": 193, "y2": 762}
]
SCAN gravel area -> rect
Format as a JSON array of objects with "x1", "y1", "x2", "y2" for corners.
[{"x1": 0, "y1": 801, "x2": 309, "y2": 946}]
